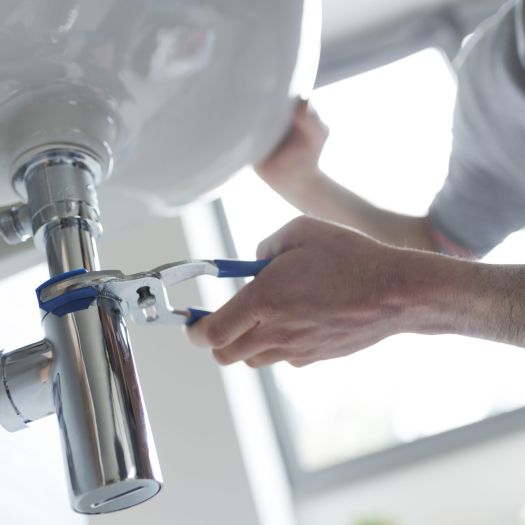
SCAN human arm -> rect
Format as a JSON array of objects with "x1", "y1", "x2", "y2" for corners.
[
  {"x1": 258, "y1": 0, "x2": 525, "y2": 259},
  {"x1": 187, "y1": 216, "x2": 525, "y2": 367},
  {"x1": 256, "y1": 101, "x2": 440, "y2": 253},
  {"x1": 187, "y1": 3, "x2": 525, "y2": 366}
]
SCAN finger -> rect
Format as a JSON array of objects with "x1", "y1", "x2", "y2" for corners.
[
  {"x1": 255, "y1": 132, "x2": 295, "y2": 175},
  {"x1": 293, "y1": 99, "x2": 310, "y2": 123},
  {"x1": 256, "y1": 216, "x2": 319, "y2": 259},
  {"x1": 295, "y1": 97, "x2": 309, "y2": 113},
  {"x1": 297, "y1": 100, "x2": 324, "y2": 128},
  {"x1": 244, "y1": 348, "x2": 291, "y2": 368},
  {"x1": 211, "y1": 326, "x2": 272, "y2": 365},
  {"x1": 256, "y1": 102, "x2": 308, "y2": 173},
  {"x1": 297, "y1": 99, "x2": 328, "y2": 129},
  {"x1": 186, "y1": 282, "x2": 260, "y2": 349},
  {"x1": 288, "y1": 358, "x2": 312, "y2": 368}
]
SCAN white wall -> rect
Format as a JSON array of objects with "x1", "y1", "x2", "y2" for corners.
[{"x1": 0, "y1": 417, "x2": 86, "y2": 525}]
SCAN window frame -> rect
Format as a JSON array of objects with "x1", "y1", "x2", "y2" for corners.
[{"x1": 259, "y1": 364, "x2": 525, "y2": 497}]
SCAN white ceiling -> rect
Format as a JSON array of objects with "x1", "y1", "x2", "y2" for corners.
[
  {"x1": 318, "y1": 0, "x2": 506, "y2": 83},
  {"x1": 322, "y1": 0, "x2": 458, "y2": 44}
]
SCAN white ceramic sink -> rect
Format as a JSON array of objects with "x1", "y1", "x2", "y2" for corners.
[{"x1": 0, "y1": 0, "x2": 320, "y2": 214}]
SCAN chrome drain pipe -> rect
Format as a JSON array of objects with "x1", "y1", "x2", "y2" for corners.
[{"x1": 0, "y1": 148, "x2": 162, "y2": 514}]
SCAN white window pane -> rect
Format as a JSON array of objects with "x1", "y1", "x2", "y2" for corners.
[
  {"x1": 0, "y1": 264, "x2": 48, "y2": 349},
  {"x1": 0, "y1": 263, "x2": 81, "y2": 520}
]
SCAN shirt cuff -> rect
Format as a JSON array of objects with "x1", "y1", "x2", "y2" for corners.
[{"x1": 427, "y1": 221, "x2": 480, "y2": 260}]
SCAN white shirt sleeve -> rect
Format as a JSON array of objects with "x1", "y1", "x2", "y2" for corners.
[{"x1": 429, "y1": 0, "x2": 525, "y2": 257}]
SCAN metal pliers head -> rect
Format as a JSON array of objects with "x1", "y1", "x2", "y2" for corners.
[{"x1": 36, "y1": 259, "x2": 270, "y2": 326}]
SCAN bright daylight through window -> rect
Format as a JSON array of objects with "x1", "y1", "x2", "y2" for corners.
[
  {"x1": 220, "y1": 48, "x2": 525, "y2": 472},
  {"x1": 0, "y1": 264, "x2": 47, "y2": 350}
]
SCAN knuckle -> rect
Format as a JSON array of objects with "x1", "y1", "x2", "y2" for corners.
[
  {"x1": 288, "y1": 349, "x2": 316, "y2": 367},
  {"x1": 290, "y1": 215, "x2": 315, "y2": 234},
  {"x1": 256, "y1": 241, "x2": 267, "y2": 259},
  {"x1": 289, "y1": 355, "x2": 317, "y2": 368},
  {"x1": 290, "y1": 215, "x2": 308, "y2": 229}
]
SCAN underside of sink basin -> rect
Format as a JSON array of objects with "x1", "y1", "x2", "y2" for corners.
[{"x1": 0, "y1": 0, "x2": 320, "y2": 213}]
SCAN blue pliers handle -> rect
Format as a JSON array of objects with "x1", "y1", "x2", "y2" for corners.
[
  {"x1": 185, "y1": 259, "x2": 270, "y2": 326},
  {"x1": 213, "y1": 259, "x2": 270, "y2": 278}
]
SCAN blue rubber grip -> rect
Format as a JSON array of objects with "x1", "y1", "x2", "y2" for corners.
[
  {"x1": 36, "y1": 268, "x2": 98, "y2": 317},
  {"x1": 186, "y1": 307, "x2": 212, "y2": 326},
  {"x1": 214, "y1": 259, "x2": 271, "y2": 278}
]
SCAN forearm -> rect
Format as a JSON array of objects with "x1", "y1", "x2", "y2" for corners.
[
  {"x1": 270, "y1": 171, "x2": 439, "y2": 252},
  {"x1": 189, "y1": 216, "x2": 525, "y2": 368},
  {"x1": 396, "y1": 249, "x2": 525, "y2": 347}
]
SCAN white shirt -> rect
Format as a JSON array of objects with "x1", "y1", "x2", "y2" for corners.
[{"x1": 429, "y1": 0, "x2": 525, "y2": 256}]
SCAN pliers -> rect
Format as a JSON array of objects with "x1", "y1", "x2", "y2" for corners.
[{"x1": 36, "y1": 259, "x2": 270, "y2": 326}]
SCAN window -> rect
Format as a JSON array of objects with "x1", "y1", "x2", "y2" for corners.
[
  {"x1": 0, "y1": 263, "x2": 47, "y2": 348},
  {"x1": 219, "y1": 48, "x2": 525, "y2": 481}
]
